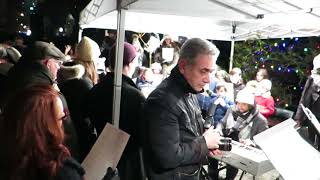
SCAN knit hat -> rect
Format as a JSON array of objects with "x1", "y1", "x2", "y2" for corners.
[
  {"x1": 109, "y1": 42, "x2": 137, "y2": 70},
  {"x1": 23, "y1": 41, "x2": 66, "y2": 62},
  {"x1": 259, "y1": 79, "x2": 272, "y2": 92},
  {"x1": 236, "y1": 88, "x2": 255, "y2": 105},
  {"x1": 75, "y1": 36, "x2": 101, "y2": 62},
  {"x1": 313, "y1": 54, "x2": 320, "y2": 71}
]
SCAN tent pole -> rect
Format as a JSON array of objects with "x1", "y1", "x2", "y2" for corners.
[
  {"x1": 229, "y1": 22, "x2": 236, "y2": 72},
  {"x1": 229, "y1": 38, "x2": 235, "y2": 72},
  {"x1": 78, "y1": 28, "x2": 83, "y2": 43},
  {"x1": 112, "y1": 8, "x2": 126, "y2": 128}
]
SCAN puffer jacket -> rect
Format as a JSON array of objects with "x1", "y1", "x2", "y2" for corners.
[{"x1": 143, "y1": 66, "x2": 209, "y2": 180}]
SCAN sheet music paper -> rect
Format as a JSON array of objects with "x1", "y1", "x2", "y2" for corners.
[
  {"x1": 82, "y1": 123, "x2": 130, "y2": 180},
  {"x1": 161, "y1": 48, "x2": 174, "y2": 63},
  {"x1": 254, "y1": 119, "x2": 320, "y2": 180}
]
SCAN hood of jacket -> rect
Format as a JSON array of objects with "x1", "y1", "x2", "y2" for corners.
[{"x1": 58, "y1": 63, "x2": 85, "y2": 82}]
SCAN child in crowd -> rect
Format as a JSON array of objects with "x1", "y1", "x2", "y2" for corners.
[{"x1": 210, "y1": 83, "x2": 234, "y2": 127}]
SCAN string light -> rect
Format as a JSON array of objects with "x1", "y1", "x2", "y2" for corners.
[
  {"x1": 304, "y1": 48, "x2": 308, "y2": 52},
  {"x1": 274, "y1": 43, "x2": 278, "y2": 47}
]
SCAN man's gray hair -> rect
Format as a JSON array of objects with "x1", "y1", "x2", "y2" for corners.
[{"x1": 179, "y1": 38, "x2": 220, "y2": 65}]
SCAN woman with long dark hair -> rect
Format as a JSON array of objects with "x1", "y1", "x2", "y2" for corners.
[{"x1": 0, "y1": 85, "x2": 85, "y2": 180}]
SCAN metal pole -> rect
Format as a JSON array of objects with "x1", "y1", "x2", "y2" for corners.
[
  {"x1": 112, "y1": 8, "x2": 126, "y2": 128},
  {"x1": 78, "y1": 28, "x2": 83, "y2": 43},
  {"x1": 229, "y1": 38, "x2": 235, "y2": 72},
  {"x1": 229, "y1": 22, "x2": 236, "y2": 72}
]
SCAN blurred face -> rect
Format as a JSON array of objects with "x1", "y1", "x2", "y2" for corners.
[
  {"x1": 56, "y1": 97, "x2": 65, "y2": 128},
  {"x1": 216, "y1": 87, "x2": 226, "y2": 97},
  {"x1": 256, "y1": 71, "x2": 264, "y2": 82},
  {"x1": 236, "y1": 102, "x2": 250, "y2": 113},
  {"x1": 311, "y1": 71, "x2": 320, "y2": 85},
  {"x1": 45, "y1": 58, "x2": 61, "y2": 80},
  {"x1": 179, "y1": 54, "x2": 215, "y2": 92},
  {"x1": 143, "y1": 69, "x2": 154, "y2": 82},
  {"x1": 230, "y1": 73, "x2": 241, "y2": 84}
]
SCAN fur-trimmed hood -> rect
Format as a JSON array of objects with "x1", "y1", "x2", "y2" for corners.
[{"x1": 58, "y1": 63, "x2": 85, "y2": 83}]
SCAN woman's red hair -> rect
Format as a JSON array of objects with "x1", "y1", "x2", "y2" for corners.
[{"x1": 0, "y1": 85, "x2": 70, "y2": 180}]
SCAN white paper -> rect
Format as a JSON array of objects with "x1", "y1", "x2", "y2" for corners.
[
  {"x1": 254, "y1": 119, "x2": 320, "y2": 180},
  {"x1": 161, "y1": 47, "x2": 174, "y2": 63},
  {"x1": 82, "y1": 123, "x2": 130, "y2": 180}
]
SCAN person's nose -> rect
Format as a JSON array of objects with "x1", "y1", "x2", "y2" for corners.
[{"x1": 204, "y1": 73, "x2": 210, "y2": 83}]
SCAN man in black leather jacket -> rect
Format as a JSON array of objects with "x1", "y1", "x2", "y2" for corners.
[{"x1": 143, "y1": 38, "x2": 222, "y2": 180}]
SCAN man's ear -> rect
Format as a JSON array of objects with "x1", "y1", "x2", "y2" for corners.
[
  {"x1": 42, "y1": 59, "x2": 50, "y2": 68},
  {"x1": 178, "y1": 58, "x2": 187, "y2": 74}
]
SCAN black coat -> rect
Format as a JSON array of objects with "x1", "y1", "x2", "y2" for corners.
[
  {"x1": 87, "y1": 72, "x2": 146, "y2": 180},
  {"x1": 295, "y1": 77, "x2": 320, "y2": 121},
  {"x1": 143, "y1": 66, "x2": 208, "y2": 180},
  {"x1": 3, "y1": 59, "x2": 80, "y2": 160},
  {"x1": 58, "y1": 64, "x2": 97, "y2": 162},
  {"x1": 55, "y1": 157, "x2": 85, "y2": 180}
]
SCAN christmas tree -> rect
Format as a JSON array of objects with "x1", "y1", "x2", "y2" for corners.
[{"x1": 233, "y1": 36, "x2": 320, "y2": 110}]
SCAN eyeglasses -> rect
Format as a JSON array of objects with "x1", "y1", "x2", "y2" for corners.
[{"x1": 56, "y1": 60, "x2": 64, "y2": 66}]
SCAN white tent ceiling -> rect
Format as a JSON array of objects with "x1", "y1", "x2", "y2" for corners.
[{"x1": 80, "y1": 0, "x2": 320, "y2": 41}]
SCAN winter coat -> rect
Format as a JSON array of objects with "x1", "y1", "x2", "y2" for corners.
[
  {"x1": 3, "y1": 59, "x2": 80, "y2": 160},
  {"x1": 255, "y1": 95, "x2": 275, "y2": 119},
  {"x1": 0, "y1": 63, "x2": 14, "y2": 109},
  {"x1": 143, "y1": 66, "x2": 208, "y2": 180},
  {"x1": 211, "y1": 96, "x2": 234, "y2": 125},
  {"x1": 58, "y1": 63, "x2": 97, "y2": 162},
  {"x1": 55, "y1": 157, "x2": 85, "y2": 180},
  {"x1": 295, "y1": 77, "x2": 320, "y2": 121},
  {"x1": 217, "y1": 106, "x2": 268, "y2": 141},
  {"x1": 233, "y1": 83, "x2": 245, "y2": 100},
  {"x1": 86, "y1": 72, "x2": 146, "y2": 180}
]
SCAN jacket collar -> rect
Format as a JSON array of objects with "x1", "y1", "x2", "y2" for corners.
[
  {"x1": 169, "y1": 66, "x2": 202, "y2": 94},
  {"x1": 106, "y1": 72, "x2": 138, "y2": 89}
]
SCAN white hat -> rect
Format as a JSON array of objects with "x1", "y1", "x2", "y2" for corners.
[
  {"x1": 236, "y1": 88, "x2": 255, "y2": 105},
  {"x1": 313, "y1": 54, "x2": 320, "y2": 70},
  {"x1": 259, "y1": 79, "x2": 272, "y2": 91}
]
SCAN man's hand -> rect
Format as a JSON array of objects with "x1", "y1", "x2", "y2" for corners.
[
  {"x1": 208, "y1": 149, "x2": 222, "y2": 157},
  {"x1": 203, "y1": 126, "x2": 221, "y2": 149}
]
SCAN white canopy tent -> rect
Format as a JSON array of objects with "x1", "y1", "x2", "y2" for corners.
[
  {"x1": 79, "y1": 0, "x2": 320, "y2": 128},
  {"x1": 80, "y1": 0, "x2": 320, "y2": 41}
]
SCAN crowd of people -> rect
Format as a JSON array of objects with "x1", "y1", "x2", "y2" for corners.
[{"x1": 0, "y1": 33, "x2": 319, "y2": 180}]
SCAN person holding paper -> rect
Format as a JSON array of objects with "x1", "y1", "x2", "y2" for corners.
[
  {"x1": 87, "y1": 42, "x2": 146, "y2": 180},
  {"x1": 295, "y1": 54, "x2": 320, "y2": 150},
  {"x1": 143, "y1": 38, "x2": 222, "y2": 180},
  {"x1": 0, "y1": 85, "x2": 85, "y2": 180}
]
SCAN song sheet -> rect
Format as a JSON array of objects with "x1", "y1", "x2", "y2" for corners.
[{"x1": 254, "y1": 119, "x2": 320, "y2": 180}]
